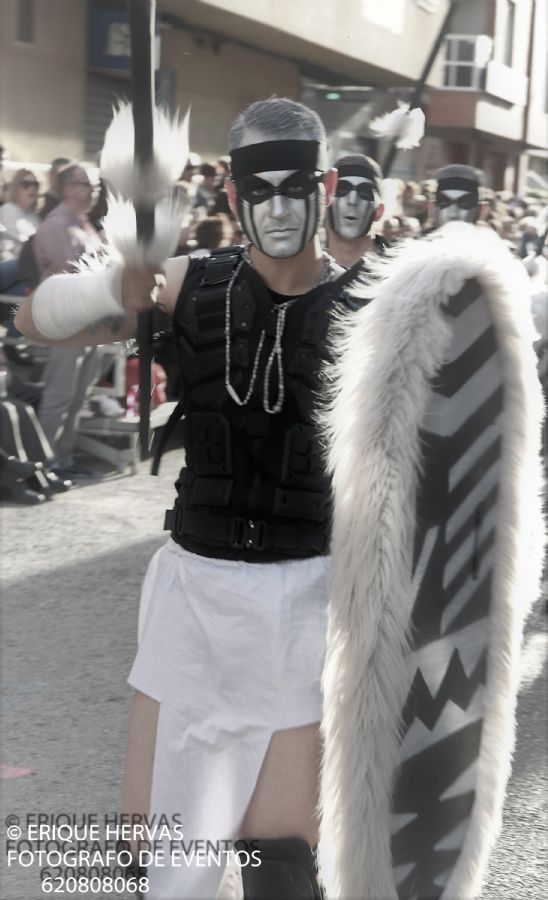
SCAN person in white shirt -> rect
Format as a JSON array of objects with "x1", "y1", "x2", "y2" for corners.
[{"x1": 0, "y1": 168, "x2": 41, "y2": 261}]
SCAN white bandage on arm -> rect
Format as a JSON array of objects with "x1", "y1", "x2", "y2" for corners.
[{"x1": 31, "y1": 261, "x2": 125, "y2": 340}]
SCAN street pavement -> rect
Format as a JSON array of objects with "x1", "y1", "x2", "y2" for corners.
[
  {"x1": 0, "y1": 449, "x2": 546, "y2": 899},
  {"x1": 1, "y1": 450, "x2": 181, "y2": 900}
]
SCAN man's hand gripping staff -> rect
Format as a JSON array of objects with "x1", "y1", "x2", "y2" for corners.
[{"x1": 120, "y1": 266, "x2": 167, "y2": 316}]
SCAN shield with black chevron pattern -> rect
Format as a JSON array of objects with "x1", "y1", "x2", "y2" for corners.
[
  {"x1": 319, "y1": 224, "x2": 545, "y2": 900},
  {"x1": 391, "y1": 278, "x2": 505, "y2": 899}
]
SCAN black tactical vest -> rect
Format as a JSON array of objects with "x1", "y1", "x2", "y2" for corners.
[{"x1": 162, "y1": 248, "x2": 368, "y2": 562}]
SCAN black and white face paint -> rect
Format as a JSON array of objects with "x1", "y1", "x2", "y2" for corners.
[
  {"x1": 436, "y1": 188, "x2": 479, "y2": 226},
  {"x1": 329, "y1": 175, "x2": 378, "y2": 239},
  {"x1": 230, "y1": 139, "x2": 324, "y2": 259},
  {"x1": 235, "y1": 169, "x2": 323, "y2": 258}
]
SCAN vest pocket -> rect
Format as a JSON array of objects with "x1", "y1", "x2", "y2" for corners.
[
  {"x1": 274, "y1": 487, "x2": 330, "y2": 521},
  {"x1": 182, "y1": 474, "x2": 234, "y2": 507},
  {"x1": 189, "y1": 412, "x2": 232, "y2": 475},
  {"x1": 280, "y1": 423, "x2": 325, "y2": 488}
]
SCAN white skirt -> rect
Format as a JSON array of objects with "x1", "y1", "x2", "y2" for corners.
[{"x1": 128, "y1": 539, "x2": 330, "y2": 900}]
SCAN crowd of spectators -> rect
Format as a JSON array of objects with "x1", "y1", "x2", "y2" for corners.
[
  {"x1": 0, "y1": 153, "x2": 242, "y2": 269},
  {"x1": 0, "y1": 159, "x2": 119, "y2": 497},
  {"x1": 173, "y1": 157, "x2": 546, "y2": 261},
  {"x1": 0, "y1": 150, "x2": 545, "y2": 501},
  {"x1": 0, "y1": 152, "x2": 246, "y2": 500},
  {"x1": 378, "y1": 177, "x2": 547, "y2": 257},
  {"x1": 2, "y1": 155, "x2": 545, "y2": 269},
  {"x1": 173, "y1": 155, "x2": 243, "y2": 254}
]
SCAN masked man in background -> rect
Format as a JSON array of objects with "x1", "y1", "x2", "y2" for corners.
[
  {"x1": 326, "y1": 153, "x2": 385, "y2": 269},
  {"x1": 431, "y1": 163, "x2": 486, "y2": 228}
]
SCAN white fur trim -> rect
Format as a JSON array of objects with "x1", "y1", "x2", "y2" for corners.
[
  {"x1": 319, "y1": 223, "x2": 545, "y2": 899},
  {"x1": 100, "y1": 102, "x2": 189, "y2": 205}
]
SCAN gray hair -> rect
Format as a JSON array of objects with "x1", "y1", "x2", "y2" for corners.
[
  {"x1": 228, "y1": 97, "x2": 327, "y2": 166},
  {"x1": 57, "y1": 163, "x2": 83, "y2": 197}
]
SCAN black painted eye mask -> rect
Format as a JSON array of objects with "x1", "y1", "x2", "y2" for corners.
[
  {"x1": 437, "y1": 192, "x2": 477, "y2": 210},
  {"x1": 335, "y1": 179, "x2": 376, "y2": 201},
  {"x1": 235, "y1": 171, "x2": 323, "y2": 205}
]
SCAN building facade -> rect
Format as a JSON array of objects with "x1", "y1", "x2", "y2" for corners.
[
  {"x1": 423, "y1": 0, "x2": 547, "y2": 192},
  {"x1": 0, "y1": 0, "x2": 449, "y2": 168},
  {"x1": 1, "y1": 0, "x2": 546, "y2": 193}
]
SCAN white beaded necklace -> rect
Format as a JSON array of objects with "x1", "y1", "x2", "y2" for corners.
[{"x1": 224, "y1": 247, "x2": 336, "y2": 414}]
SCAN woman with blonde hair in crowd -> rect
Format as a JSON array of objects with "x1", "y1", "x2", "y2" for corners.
[
  {"x1": 0, "y1": 168, "x2": 42, "y2": 302},
  {"x1": 0, "y1": 168, "x2": 41, "y2": 261}
]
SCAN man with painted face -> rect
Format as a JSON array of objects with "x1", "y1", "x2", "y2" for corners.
[
  {"x1": 326, "y1": 153, "x2": 385, "y2": 269},
  {"x1": 16, "y1": 97, "x2": 367, "y2": 900},
  {"x1": 231, "y1": 143, "x2": 324, "y2": 259},
  {"x1": 433, "y1": 163, "x2": 485, "y2": 227}
]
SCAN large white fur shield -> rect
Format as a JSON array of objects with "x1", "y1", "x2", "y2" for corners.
[{"x1": 319, "y1": 224, "x2": 545, "y2": 900}]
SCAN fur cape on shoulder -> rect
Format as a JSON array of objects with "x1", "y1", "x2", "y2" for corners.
[{"x1": 318, "y1": 223, "x2": 545, "y2": 899}]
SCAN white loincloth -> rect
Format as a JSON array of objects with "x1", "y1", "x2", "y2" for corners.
[{"x1": 129, "y1": 539, "x2": 330, "y2": 899}]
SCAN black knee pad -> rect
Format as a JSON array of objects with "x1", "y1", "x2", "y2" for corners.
[
  {"x1": 239, "y1": 837, "x2": 323, "y2": 899},
  {"x1": 115, "y1": 841, "x2": 146, "y2": 898}
]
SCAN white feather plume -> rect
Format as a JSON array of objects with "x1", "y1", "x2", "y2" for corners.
[
  {"x1": 102, "y1": 192, "x2": 189, "y2": 267},
  {"x1": 100, "y1": 101, "x2": 190, "y2": 205},
  {"x1": 370, "y1": 101, "x2": 425, "y2": 150}
]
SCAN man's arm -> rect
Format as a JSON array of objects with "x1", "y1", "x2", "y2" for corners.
[
  {"x1": 13, "y1": 300, "x2": 138, "y2": 347},
  {"x1": 14, "y1": 255, "x2": 189, "y2": 347}
]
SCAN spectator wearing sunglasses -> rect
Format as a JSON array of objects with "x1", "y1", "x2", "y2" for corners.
[
  {"x1": 32, "y1": 163, "x2": 103, "y2": 479},
  {"x1": 34, "y1": 164, "x2": 99, "y2": 280},
  {"x1": 41, "y1": 156, "x2": 70, "y2": 220},
  {"x1": 326, "y1": 154, "x2": 385, "y2": 269},
  {"x1": 0, "y1": 169, "x2": 41, "y2": 261}
]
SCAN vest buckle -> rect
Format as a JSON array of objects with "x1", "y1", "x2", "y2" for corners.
[
  {"x1": 230, "y1": 517, "x2": 247, "y2": 549},
  {"x1": 229, "y1": 517, "x2": 267, "y2": 551},
  {"x1": 245, "y1": 519, "x2": 266, "y2": 551}
]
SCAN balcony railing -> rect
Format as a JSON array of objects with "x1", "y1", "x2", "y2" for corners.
[{"x1": 443, "y1": 34, "x2": 493, "y2": 91}]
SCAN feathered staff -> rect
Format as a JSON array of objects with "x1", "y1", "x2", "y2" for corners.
[
  {"x1": 100, "y1": 0, "x2": 189, "y2": 460},
  {"x1": 371, "y1": 0, "x2": 461, "y2": 177},
  {"x1": 128, "y1": 0, "x2": 154, "y2": 459},
  {"x1": 370, "y1": 101, "x2": 426, "y2": 154}
]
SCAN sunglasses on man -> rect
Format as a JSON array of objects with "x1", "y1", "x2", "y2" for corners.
[
  {"x1": 234, "y1": 171, "x2": 324, "y2": 205},
  {"x1": 335, "y1": 180, "x2": 377, "y2": 201},
  {"x1": 21, "y1": 180, "x2": 39, "y2": 189}
]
